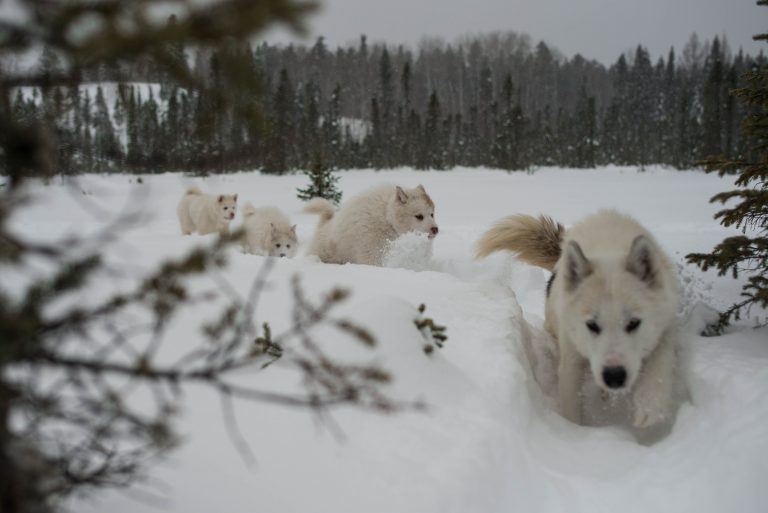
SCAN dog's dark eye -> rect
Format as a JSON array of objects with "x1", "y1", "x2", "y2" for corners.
[
  {"x1": 276, "y1": 244, "x2": 281, "y2": 248},
  {"x1": 625, "y1": 318, "x2": 642, "y2": 333},
  {"x1": 415, "y1": 214, "x2": 424, "y2": 221},
  {"x1": 430, "y1": 213, "x2": 434, "y2": 218},
  {"x1": 586, "y1": 320, "x2": 601, "y2": 335}
]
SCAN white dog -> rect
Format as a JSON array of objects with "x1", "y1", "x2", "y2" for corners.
[
  {"x1": 304, "y1": 185, "x2": 439, "y2": 266},
  {"x1": 177, "y1": 187, "x2": 237, "y2": 235},
  {"x1": 477, "y1": 210, "x2": 680, "y2": 429},
  {"x1": 240, "y1": 203, "x2": 297, "y2": 257}
]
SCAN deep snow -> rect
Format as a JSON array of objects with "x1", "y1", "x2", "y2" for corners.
[{"x1": 4, "y1": 166, "x2": 767, "y2": 513}]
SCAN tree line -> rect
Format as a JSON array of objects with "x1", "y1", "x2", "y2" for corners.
[{"x1": 7, "y1": 29, "x2": 766, "y2": 175}]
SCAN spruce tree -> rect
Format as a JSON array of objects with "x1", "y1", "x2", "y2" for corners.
[
  {"x1": 92, "y1": 85, "x2": 121, "y2": 169},
  {"x1": 378, "y1": 47, "x2": 394, "y2": 167},
  {"x1": 659, "y1": 47, "x2": 678, "y2": 164},
  {"x1": 493, "y1": 74, "x2": 515, "y2": 169},
  {"x1": 300, "y1": 79, "x2": 321, "y2": 167},
  {"x1": 686, "y1": 1, "x2": 768, "y2": 329},
  {"x1": 80, "y1": 89, "x2": 94, "y2": 172},
  {"x1": 297, "y1": 151, "x2": 342, "y2": 204},
  {"x1": 368, "y1": 96, "x2": 382, "y2": 167},
  {"x1": 398, "y1": 61, "x2": 412, "y2": 164},
  {"x1": 165, "y1": 87, "x2": 182, "y2": 167},
  {"x1": 629, "y1": 46, "x2": 654, "y2": 169},
  {"x1": 263, "y1": 68, "x2": 294, "y2": 174},
  {"x1": 323, "y1": 83, "x2": 343, "y2": 165},
  {"x1": 574, "y1": 82, "x2": 597, "y2": 168},
  {"x1": 702, "y1": 37, "x2": 724, "y2": 157},
  {"x1": 607, "y1": 54, "x2": 631, "y2": 164},
  {"x1": 422, "y1": 91, "x2": 444, "y2": 169}
]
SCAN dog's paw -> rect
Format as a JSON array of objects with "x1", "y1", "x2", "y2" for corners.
[
  {"x1": 632, "y1": 386, "x2": 669, "y2": 428},
  {"x1": 633, "y1": 408, "x2": 665, "y2": 429}
]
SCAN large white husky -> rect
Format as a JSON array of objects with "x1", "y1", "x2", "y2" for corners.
[
  {"x1": 477, "y1": 210, "x2": 681, "y2": 428},
  {"x1": 304, "y1": 185, "x2": 439, "y2": 266},
  {"x1": 177, "y1": 187, "x2": 237, "y2": 235},
  {"x1": 240, "y1": 203, "x2": 297, "y2": 257}
]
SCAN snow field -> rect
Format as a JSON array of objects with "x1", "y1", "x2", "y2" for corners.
[{"x1": 5, "y1": 166, "x2": 767, "y2": 513}]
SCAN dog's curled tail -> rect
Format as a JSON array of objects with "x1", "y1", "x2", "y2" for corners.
[
  {"x1": 241, "y1": 202, "x2": 257, "y2": 218},
  {"x1": 303, "y1": 198, "x2": 336, "y2": 224},
  {"x1": 475, "y1": 214, "x2": 565, "y2": 271},
  {"x1": 184, "y1": 186, "x2": 203, "y2": 196}
]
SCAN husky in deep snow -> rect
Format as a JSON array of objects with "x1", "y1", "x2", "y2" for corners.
[
  {"x1": 477, "y1": 210, "x2": 681, "y2": 428},
  {"x1": 304, "y1": 184, "x2": 439, "y2": 266}
]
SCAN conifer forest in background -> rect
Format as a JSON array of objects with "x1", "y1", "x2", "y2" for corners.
[{"x1": 7, "y1": 28, "x2": 765, "y2": 175}]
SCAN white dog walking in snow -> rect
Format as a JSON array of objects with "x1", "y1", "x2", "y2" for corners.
[
  {"x1": 304, "y1": 184, "x2": 439, "y2": 266},
  {"x1": 476, "y1": 210, "x2": 681, "y2": 429},
  {"x1": 240, "y1": 203, "x2": 298, "y2": 257},
  {"x1": 177, "y1": 187, "x2": 237, "y2": 235}
]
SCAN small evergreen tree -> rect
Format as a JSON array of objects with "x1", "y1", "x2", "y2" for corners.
[
  {"x1": 686, "y1": 1, "x2": 768, "y2": 330},
  {"x1": 297, "y1": 151, "x2": 343, "y2": 204}
]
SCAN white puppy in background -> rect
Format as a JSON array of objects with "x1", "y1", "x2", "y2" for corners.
[
  {"x1": 177, "y1": 187, "x2": 237, "y2": 235},
  {"x1": 240, "y1": 203, "x2": 297, "y2": 257},
  {"x1": 304, "y1": 184, "x2": 439, "y2": 266}
]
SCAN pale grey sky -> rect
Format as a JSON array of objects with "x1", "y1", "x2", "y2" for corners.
[{"x1": 264, "y1": 0, "x2": 766, "y2": 64}]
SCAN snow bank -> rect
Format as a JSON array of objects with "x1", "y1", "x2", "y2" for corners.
[{"x1": 4, "y1": 166, "x2": 766, "y2": 512}]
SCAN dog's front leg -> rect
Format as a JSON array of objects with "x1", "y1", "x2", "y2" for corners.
[
  {"x1": 632, "y1": 332, "x2": 676, "y2": 428},
  {"x1": 557, "y1": 338, "x2": 584, "y2": 425}
]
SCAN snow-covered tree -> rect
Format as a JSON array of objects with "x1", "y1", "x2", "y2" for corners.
[{"x1": 687, "y1": 1, "x2": 768, "y2": 330}]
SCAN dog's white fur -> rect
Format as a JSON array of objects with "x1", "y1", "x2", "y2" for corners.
[
  {"x1": 240, "y1": 203, "x2": 297, "y2": 257},
  {"x1": 177, "y1": 187, "x2": 237, "y2": 235},
  {"x1": 477, "y1": 210, "x2": 680, "y2": 428},
  {"x1": 304, "y1": 184, "x2": 438, "y2": 266}
]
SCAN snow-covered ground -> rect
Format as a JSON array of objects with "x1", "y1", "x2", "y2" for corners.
[{"x1": 6, "y1": 166, "x2": 768, "y2": 513}]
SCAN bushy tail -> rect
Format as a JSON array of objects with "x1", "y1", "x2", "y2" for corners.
[
  {"x1": 241, "y1": 202, "x2": 257, "y2": 218},
  {"x1": 475, "y1": 214, "x2": 565, "y2": 271},
  {"x1": 303, "y1": 198, "x2": 336, "y2": 225},
  {"x1": 185, "y1": 186, "x2": 203, "y2": 196}
]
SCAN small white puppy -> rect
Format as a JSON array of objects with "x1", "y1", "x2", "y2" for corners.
[
  {"x1": 241, "y1": 203, "x2": 297, "y2": 257},
  {"x1": 177, "y1": 187, "x2": 237, "y2": 235}
]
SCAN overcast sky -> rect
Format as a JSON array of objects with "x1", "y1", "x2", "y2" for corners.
[{"x1": 264, "y1": 0, "x2": 766, "y2": 64}]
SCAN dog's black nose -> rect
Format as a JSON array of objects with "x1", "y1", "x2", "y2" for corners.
[
  {"x1": 430, "y1": 226, "x2": 439, "y2": 235},
  {"x1": 602, "y1": 366, "x2": 627, "y2": 389},
  {"x1": 279, "y1": 253, "x2": 286, "y2": 257}
]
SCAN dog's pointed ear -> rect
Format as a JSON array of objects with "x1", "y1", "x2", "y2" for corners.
[
  {"x1": 626, "y1": 235, "x2": 659, "y2": 288},
  {"x1": 564, "y1": 240, "x2": 593, "y2": 291},
  {"x1": 291, "y1": 224, "x2": 297, "y2": 233},
  {"x1": 218, "y1": 195, "x2": 223, "y2": 203},
  {"x1": 396, "y1": 186, "x2": 408, "y2": 204},
  {"x1": 416, "y1": 184, "x2": 426, "y2": 194}
]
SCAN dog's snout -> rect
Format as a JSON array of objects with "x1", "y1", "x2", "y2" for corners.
[
  {"x1": 602, "y1": 366, "x2": 627, "y2": 389},
  {"x1": 279, "y1": 253, "x2": 286, "y2": 257},
  {"x1": 430, "y1": 226, "x2": 439, "y2": 235}
]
